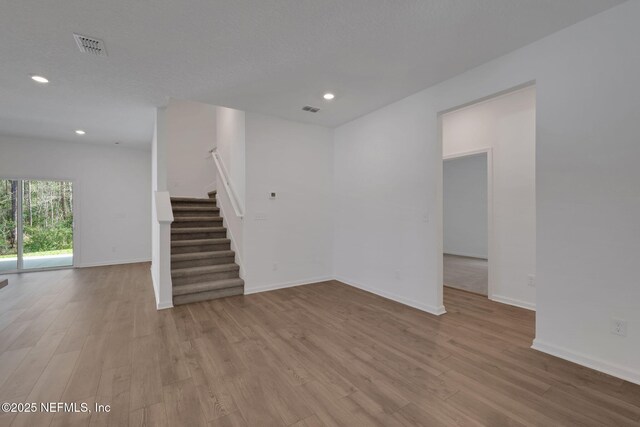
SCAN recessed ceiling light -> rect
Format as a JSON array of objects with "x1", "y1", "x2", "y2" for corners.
[
  {"x1": 30, "y1": 75, "x2": 49, "y2": 84},
  {"x1": 75, "y1": 130, "x2": 86, "y2": 135},
  {"x1": 323, "y1": 93, "x2": 335, "y2": 100}
]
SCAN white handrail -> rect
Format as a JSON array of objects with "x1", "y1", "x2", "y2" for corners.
[{"x1": 209, "y1": 148, "x2": 244, "y2": 218}]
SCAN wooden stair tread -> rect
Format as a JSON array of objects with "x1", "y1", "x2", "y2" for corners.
[
  {"x1": 171, "y1": 250, "x2": 235, "y2": 261},
  {"x1": 171, "y1": 197, "x2": 216, "y2": 203},
  {"x1": 171, "y1": 238, "x2": 230, "y2": 247},
  {"x1": 171, "y1": 263, "x2": 239, "y2": 278},
  {"x1": 172, "y1": 278, "x2": 244, "y2": 296},
  {"x1": 172, "y1": 205, "x2": 219, "y2": 212},
  {"x1": 173, "y1": 216, "x2": 222, "y2": 222},
  {"x1": 173, "y1": 286, "x2": 243, "y2": 305},
  {"x1": 171, "y1": 227, "x2": 226, "y2": 233}
]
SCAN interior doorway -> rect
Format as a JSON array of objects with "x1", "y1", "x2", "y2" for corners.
[
  {"x1": 0, "y1": 179, "x2": 74, "y2": 272},
  {"x1": 443, "y1": 151, "x2": 490, "y2": 296},
  {"x1": 439, "y1": 84, "x2": 536, "y2": 310}
]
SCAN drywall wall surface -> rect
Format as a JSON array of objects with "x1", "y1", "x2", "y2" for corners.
[
  {"x1": 443, "y1": 87, "x2": 536, "y2": 308},
  {"x1": 166, "y1": 99, "x2": 216, "y2": 198},
  {"x1": 216, "y1": 106, "x2": 246, "y2": 211},
  {"x1": 243, "y1": 112, "x2": 334, "y2": 293},
  {"x1": 334, "y1": 1, "x2": 640, "y2": 382},
  {"x1": 0, "y1": 136, "x2": 151, "y2": 267},
  {"x1": 443, "y1": 153, "x2": 488, "y2": 259}
]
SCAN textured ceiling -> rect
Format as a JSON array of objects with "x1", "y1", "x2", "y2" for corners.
[{"x1": 0, "y1": 0, "x2": 625, "y2": 147}]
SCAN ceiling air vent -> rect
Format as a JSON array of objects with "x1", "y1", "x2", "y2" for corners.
[
  {"x1": 73, "y1": 33, "x2": 107, "y2": 56},
  {"x1": 302, "y1": 105, "x2": 320, "y2": 113}
]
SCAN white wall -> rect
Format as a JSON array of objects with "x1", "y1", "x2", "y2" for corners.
[
  {"x1": 214, "y1": 106, "x2": 246, "y2": 267},
  {"x1": 443, "y1": 154, "x2": 488, "y2": 259},
  {"x1": 333, "y1": 95, "x2": 445, "y2": 314},
  {"x1": 443, "y1": 87, "x2": 536, "y2": 308},
  {"x1": 244, "y1": 112, "x2": 334, "y2": 293},
  {"x1": 334, "y1": 2, "x2": 640, "y2": 383},
  {"x1": 216, "y1": 106, "x2": 246, "y2": 212},
  {"x1": 0, "y1": 136, "x2": 151, "y2": 267},
  {"x1": 167, "y1": 99, "x2": 216, "y2": 198}
]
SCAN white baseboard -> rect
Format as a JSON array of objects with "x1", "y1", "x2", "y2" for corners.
[
  {"x1": 490, "y1": 294, "x2": 536, "y2": 311},
  {"x1": 335, "y1": 276, "x2": 446, "y2": 316},
  {"x1": 77, "y1": 257, "x2": 151, "y2": 268},
  {"x1": 244, "y1": 276, "x2": 334, "y2": 295},
  {"x1": 156, "y1": 300, "x2": 174, "y2": 310},
  {"x1": 245, "y1": 275, "x2": 447, "y2": 317},
  {"x1": 532, "y1": 339, "x2": 640, "y2": 386},
  {"x1": 443, "y1": 251, "x2": 488, "y2": 260}
]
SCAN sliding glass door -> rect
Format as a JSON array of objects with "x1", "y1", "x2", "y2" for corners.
[
  {"x1": 0, "y1": 180, "x2": 18, "y2": 272},
  {"x1": 0, "y1": 179, "x2": 73, "y2": 272}
]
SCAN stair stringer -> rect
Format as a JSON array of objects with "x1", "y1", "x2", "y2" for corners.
[{"x1": 212, "y1": 190, "x2": 245, "y2": 284}]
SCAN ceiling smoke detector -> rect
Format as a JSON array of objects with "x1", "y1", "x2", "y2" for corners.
[
  {"x1": 302, "y1": 105, "x2": 320, "y2": 113},
  {"x1": 73, "y1": 33, "x2": 107, "y2": 56}
]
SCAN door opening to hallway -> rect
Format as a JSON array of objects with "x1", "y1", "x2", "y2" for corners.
[
  {"x1": 440, "y1": 84, "x2": 536, "y2": 310},
  {"x1": 443, "y1": 152, "x2": 489, "y2": 296}
]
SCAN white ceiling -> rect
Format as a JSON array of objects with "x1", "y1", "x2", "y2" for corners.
[{"x1": 0, "y1": 0, "x2": 625, "y2": 147}]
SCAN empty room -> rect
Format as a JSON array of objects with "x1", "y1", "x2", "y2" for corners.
[{"x1": 1, "y1": 1, "x2": 639, "y2": 426}]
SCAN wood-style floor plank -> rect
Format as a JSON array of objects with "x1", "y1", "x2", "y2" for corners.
[{"x1": 1, "y1": 264, "x2": 639, "y2": 426}]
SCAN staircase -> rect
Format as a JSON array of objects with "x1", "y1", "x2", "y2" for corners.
[{"x1": 170, "y1": 191, "x2": 244, "y2": 305}]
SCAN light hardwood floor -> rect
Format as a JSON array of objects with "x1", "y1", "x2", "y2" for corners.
[
  {"x1": 444, "y1": 254, "x2": 488, "y2": 296},
  {"x1": 0, "y1": 263, "x2": 639, "y2": 426}
]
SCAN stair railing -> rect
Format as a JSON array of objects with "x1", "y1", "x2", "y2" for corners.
[{"x1": 209, "y1": 148, "x2": 244, "y2": 219}]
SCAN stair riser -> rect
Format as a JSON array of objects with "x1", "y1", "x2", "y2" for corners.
[
  {"x1": 173, "y1": 211, "x2": 219, "y2": 218},
  {"x1": 171, "y1": 256, "x2": 235, "y2": 269},
  {"x1": 171, "y1": 231, "x2": 227, "y2": 240},
  {"x1": 172, "y1": 270, "x2": 240, "y2": 286},
  {"x1": 173, "y1": 285, "x2": 243, "y2": 305},
  {"x1": 172, "y1": 220, "x2": 222, "y2": 228},
  {"x1": 171, "y1": 202, "x2": 217, "y2": 208},
  {"x1": 171, "y1": 242, "x2": 230, "y2": 254}
]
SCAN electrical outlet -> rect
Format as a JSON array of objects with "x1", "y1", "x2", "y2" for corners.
[
  {"x1": 611, "y1": 318, "x2": 627, "y2": 337},
  {"x1": 394, "y1": 269, "x2": 401, "y2": 280},
  {"x1": 527, "y1": 274, "x2": 536, "y2": 287},
  {"x1": 272, "y1": 263, "x2": 278, "y2": 272}
]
